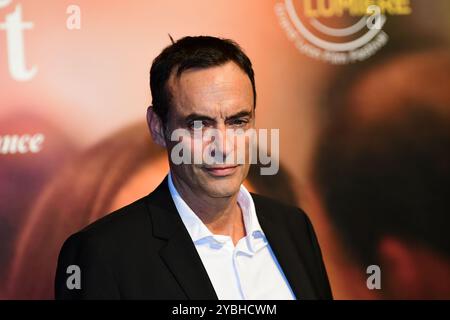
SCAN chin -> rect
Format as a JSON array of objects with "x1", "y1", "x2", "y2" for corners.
[{"x1": 202, "y1": 180, "x2": 241, "y2": 198}]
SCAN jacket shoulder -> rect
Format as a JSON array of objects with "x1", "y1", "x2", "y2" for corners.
[
  {"x1": 69, "y1": 195, "x2": 151, "y2": 246},
  {"x1": 55, "y1": 196, "x2": 152, "y2": 299},
  {"x1": 250, "y1": 192, "x2": 310, "y2": 225}
]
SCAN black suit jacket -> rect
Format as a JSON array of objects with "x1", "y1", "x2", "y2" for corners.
[{"x1": 55, "y1": 176, "x2": 332, "y2": 300}]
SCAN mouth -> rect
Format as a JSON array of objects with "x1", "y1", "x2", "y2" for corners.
[{"x1": 202, "y1": 165, "x2": 239, "y2": 177}]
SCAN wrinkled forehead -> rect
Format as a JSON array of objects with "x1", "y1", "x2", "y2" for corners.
[{"x1": 166, "y1": 62, "x2": 254, "y2": 119}]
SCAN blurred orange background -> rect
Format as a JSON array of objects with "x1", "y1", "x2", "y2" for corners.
[{"x1": 1, "y1": 0, "x2": 449, "y2": 299}]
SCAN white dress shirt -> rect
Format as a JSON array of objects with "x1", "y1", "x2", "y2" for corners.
[{"x1": 168, "y1": 173, "x2": 296, "y2": 300}]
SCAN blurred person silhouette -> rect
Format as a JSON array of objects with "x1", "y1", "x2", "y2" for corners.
[
  {"x1": 314, "y1": 49, "x2": 450, "y2": 299},
  {"x1": 0, "y1": 114, "x2": 77, "y2": 298},
  {"x1": 7, "y1": 121, "x2": 298, "y2": 299}
]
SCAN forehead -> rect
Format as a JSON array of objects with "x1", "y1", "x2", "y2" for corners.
[{"x1": 167, "y1": 61, "x2": 254, "y2": 117}]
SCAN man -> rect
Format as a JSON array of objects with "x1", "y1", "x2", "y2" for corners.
[{"x1": 55, "y1": 36, "x2": 332, "y2": 299}]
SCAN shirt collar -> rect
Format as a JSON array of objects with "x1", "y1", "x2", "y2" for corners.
[{"x1": 167, "y1": 172, "x2": 266, "y2": 252}]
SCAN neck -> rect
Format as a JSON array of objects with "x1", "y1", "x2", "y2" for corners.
[{"x1": 170, "y1": 173, "x2": 246, "y2": 244}]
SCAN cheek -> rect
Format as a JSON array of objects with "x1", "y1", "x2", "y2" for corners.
[
  {"x1": 171, "y1": 135, "x2": 220, "y2": 163},
  {"x1": 166, "y1": 134, "x2": 194, "y2": 164}
]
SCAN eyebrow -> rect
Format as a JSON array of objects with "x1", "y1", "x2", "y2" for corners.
[
  {"x1": 226, "y1": 111, "x2": 253, "y2": 121},
  {"x1": 184, "y1": 110, "x2": 253, "y2": 123}
]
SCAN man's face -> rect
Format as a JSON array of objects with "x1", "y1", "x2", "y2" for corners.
[{"x1": 164, "y1": 61, "x2": 255, "y2": 198}]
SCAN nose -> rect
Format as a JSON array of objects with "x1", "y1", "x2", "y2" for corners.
[{"x1": 206, "y1": 125, "x2": 235, "y2": 164}]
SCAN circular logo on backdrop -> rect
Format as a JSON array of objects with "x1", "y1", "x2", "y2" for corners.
[{"x1": 275, "y1": 0, "x2": 412, "y2": 64}]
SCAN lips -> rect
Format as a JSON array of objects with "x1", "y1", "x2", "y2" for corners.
[{"x1": 202, "y1": 165, "x2": 239, "y2": 177}]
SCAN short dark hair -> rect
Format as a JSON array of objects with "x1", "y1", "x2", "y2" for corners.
[{"x1": 150, "y1": 36, "x2": 256, "y2": 124}]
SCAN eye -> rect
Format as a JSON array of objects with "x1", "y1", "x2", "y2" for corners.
[{"x1": 228, "y1": 119, "x2": 248, "y2": 127}]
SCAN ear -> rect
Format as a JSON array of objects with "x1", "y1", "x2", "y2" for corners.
[{"x1": 147, "y1": 106, "x2": 167, "y2": 148}]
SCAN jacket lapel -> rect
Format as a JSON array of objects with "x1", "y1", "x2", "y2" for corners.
[
  {"x1": 254, "y1": 196, "x2": 318, "y2": 300},
  {"x1": 146, "y1": 176, "x2": 218, "y2": 299}
]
